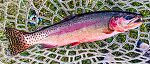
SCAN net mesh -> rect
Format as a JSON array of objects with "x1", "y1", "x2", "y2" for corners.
[{"x1": 0, "y1": 0, "x2": 150, "y2": 64}]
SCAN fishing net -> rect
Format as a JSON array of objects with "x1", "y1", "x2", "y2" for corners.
[{"x1": 0, "y1": 0, "x2": 150, "y2": 64}]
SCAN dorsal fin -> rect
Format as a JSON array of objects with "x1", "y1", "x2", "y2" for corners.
[{"x1": 61, "y1": 14, "x2": 76, "y2": 22}]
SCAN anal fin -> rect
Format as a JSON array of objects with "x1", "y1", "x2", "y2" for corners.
[{"x1": 40, "y1": 44, "x2": 56, "y2": 49}]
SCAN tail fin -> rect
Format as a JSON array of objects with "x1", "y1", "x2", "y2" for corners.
[{"x1": 5, "y1": 27, "x2": 31, "y2": 56}]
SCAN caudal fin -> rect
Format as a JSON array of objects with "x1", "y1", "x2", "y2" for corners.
[{"x1": 5, "y1": 27, "x2": 31, "y2": 56}]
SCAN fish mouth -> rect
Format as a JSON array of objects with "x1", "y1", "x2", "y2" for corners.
[
  {"x1": 125, "y1": 15, "x2": 143, "y2": 29},
  {"x1": 134, "y1": 16, "x2": 143, "y2": 23},
  {"x1": 128, "y1": 16, "x2": 143, "y2": 24}
]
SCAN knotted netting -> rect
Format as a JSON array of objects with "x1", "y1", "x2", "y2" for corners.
[{"x1": 0, "y1": 0, "x2": 150, "y2": 64}]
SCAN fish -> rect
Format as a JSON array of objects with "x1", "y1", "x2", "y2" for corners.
[{"x1": 5, "y1": 11, "x2": 143, "y2": 56}]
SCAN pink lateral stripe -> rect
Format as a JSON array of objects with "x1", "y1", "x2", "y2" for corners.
[{"x1": 49, "y1": 21, "x2": 98, "y2": 36}]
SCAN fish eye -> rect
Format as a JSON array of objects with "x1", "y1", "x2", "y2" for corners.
[{"x1": 124, "y1": 15, "x2": 134, "y2": 20}]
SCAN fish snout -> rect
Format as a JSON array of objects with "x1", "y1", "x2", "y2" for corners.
[{"x1": 134, "y1": 16, "x2": 143, "y2": 23}]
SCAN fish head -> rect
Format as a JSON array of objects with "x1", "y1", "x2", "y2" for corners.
[{"x1": 109, "y1": 13, "x2": 143, "y2": 32}]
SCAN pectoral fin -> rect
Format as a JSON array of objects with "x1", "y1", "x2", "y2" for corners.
[
  {"x1": 70, "y1": 42, "x2": 80, "y2": 47},
  {"x1": 103, "y1": 28, "x2": 114, "y2": 34}
]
